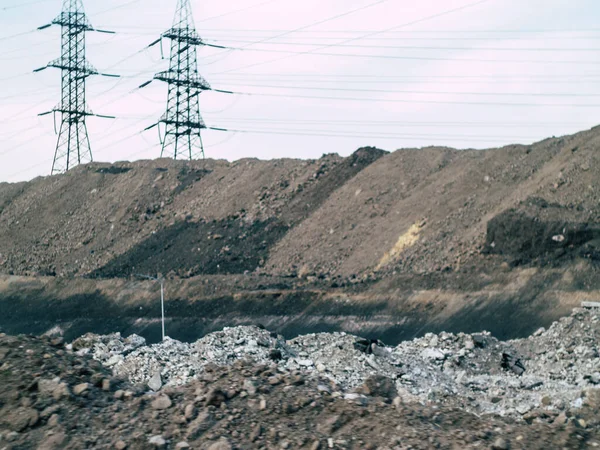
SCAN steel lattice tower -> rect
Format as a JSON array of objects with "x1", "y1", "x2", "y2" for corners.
[
  {"x1": 151, "y1": 0, "x2": 211, "y2": 160},
  {"x1": 36, "y1": 0, "x2": 116, "y2": 175}
]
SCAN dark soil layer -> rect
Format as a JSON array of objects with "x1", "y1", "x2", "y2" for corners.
[
  {"x1": 0, "y1": 334, "x2": 597, "y2": 449},
  {"x1": 485, "y1": 208, "x2": 600, "y2": 265},
  {"x1": 0, "y1": 265, "x2": 584, "y2": 346},
  {"x1": 92, "y1": 218, "x2": 289, "y2": 278}
]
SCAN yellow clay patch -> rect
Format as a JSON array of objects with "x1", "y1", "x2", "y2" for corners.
[{"x1": 376, "y1": 223, "x2": 422, "y2": 271}]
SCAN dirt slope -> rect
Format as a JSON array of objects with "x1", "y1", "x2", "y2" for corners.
[
  {"x1": 1, "y1": 126, "x2": 600, "y2": 281},
  {"x1": 267, "y1": 130, "x2": 599, "y2": 276}
]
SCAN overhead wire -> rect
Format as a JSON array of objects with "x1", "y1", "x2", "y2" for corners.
[
  {"x1": 205, "y1": 118, "x2": 593, "y2": 128},
  {"x1": 216, "y1": 0, "x2": 496, "y2": 74},
  {"x1": 203, "y1": 0, "x2": 393, "y2": 66},
  {"x1": 1, "y1": 0, "x2": 52, "y2": 11},
  {"x1": 212, "y1": 44, "x2": 600, "y2": 65},
  {"x1": 205, "y1": 38, "x2": 600, "y2": 52},
  {"x1": 225, "y1": 89, "x2": 600, "y2": 107},
  {"x1": 214, "y1": 82, "x2": 600, "y2": 98},
  {"x1": 207, "y1": 127, "x2": 538, "y2": 143}
]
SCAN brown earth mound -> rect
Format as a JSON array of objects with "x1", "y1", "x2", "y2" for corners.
[
  {"x1": 0, "y1": 125, "x2": 600, "y2": 279},
  {"x1": 2, "y1": 127, "x2": 600, "y2": 281}
]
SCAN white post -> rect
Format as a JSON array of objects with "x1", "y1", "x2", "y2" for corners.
[{"x1": 160, "y1": 280, "x2": 165, "y2": 341}]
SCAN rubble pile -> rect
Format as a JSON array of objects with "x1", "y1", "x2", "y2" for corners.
[
  {"x1": 193, "y1": 325, "x2": 294, "y2": 366},
  {"x1": 284, "y1": 333, "x2": 404, "y2": 389},
  {"x1": 3, "y1": 333, "x2": 595, "y2": 449},
  {"x1": 81, "y1": 308, "x2": 600, "y2": 419},
  {"x1": 71, "y1": 332, "x2": 147, "y2": 366}
]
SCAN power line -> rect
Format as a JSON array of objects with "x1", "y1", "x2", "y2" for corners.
[
  {"x1": 0, "y1": 30, "x2": 37, "y2": 43},
  {"x1": 203, "y1": 0, "x2": 393, "y2": 66},
  {"x1": 208, "y1": 127, "x2": 539, "y2": 143},
  {"x1": 219, "y1": 45, "x2": 600, "y2": 65},
  {"x1": 217, "y1": 82, "x2": 600, "y2": 97},
  {"x1": 194, "y1": 0, "x2": 281, "y2": 23},
  {"x1": 106, "y1": 25, "x2": 600, "y2": 34},
  {"x1": 207, "y1": 38, "x2": 600, "y2": 52},
  {"x1": 207, "y1": 76, "x2": 600, "y2": 85},
  {"x1": 212, "y1": 73, "x2": 600, "y2": 79},
  {"x1": 208, "y1": 118, "x2": 593, "y2": 128},
  {"x1": 1, "y1": 0, "x2": 52, "y2": 11},
  {"x1": 234, "y1": 89, "x2": 600, "y2": 107},
  {"x1": 92, "y1": 0, "x2": 143, "y2": 17},
  {"x1": 218, "y1": 0, "x2": 496, "y2": 74}
]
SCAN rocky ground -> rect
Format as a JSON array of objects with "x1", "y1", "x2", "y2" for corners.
[
  {"x1": 68, "y1": 307, "x2": 600, "y2": 424},
  {"x1": 3, "y1": 128, "x2": 600, "y2": 449},
  {"x1": 1, "y1": 330, "x2": 599, "y2": 450}
]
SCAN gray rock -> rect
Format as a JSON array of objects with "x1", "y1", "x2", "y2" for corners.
[
  {"x1": 73, "y1": 383, "x2": 90, "y2": 396},
  {"x1": 148, "y1": 371, "x2": 162, "y2": 391},
  {"x1": 491, "y1": 437, "x2": 510, "y2": 450},
  {"x1": 148, "y1": 435, "x2": 167, "y2": 448},
  {"x1": 207, "y1": 439, "x2": 232, "y2": 450},
  {"x1": 186, "y1": 412, "x2": 215, "y2": 440},
  {"x1": 151, "y1": 394, "x2": 172, "y2": 410},
  {"x1": 184, "y1": 403, "x2": 196, "y2": 420}
]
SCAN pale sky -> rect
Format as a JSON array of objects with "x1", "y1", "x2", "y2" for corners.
[{"x1": 1, "y1": 0, "x2": 599, "y2": 181}]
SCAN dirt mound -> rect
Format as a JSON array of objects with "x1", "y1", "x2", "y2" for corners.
[
  {"x1": 0, "y1": 148, "x2": 386, "y2": 278},
  {"x1": 1, "y1": 128, "x2": 600, "y2": 297},
  {"x1": 0, "y1": 332, "x2": 597, "y2": 449},
  {"x1": 3, "y1": 127, "x2": 600, "y2": 281}
]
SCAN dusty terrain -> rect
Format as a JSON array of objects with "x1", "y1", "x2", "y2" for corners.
[
  {"x1": 1, "y1": 126, "x2": 600, "y2": 281},
  {"x1": 1, "y1": 126, "x2": 600, "y2": 448},
  {"x1": 1, "y1": 322, "x2": 599, "y2": 450}
]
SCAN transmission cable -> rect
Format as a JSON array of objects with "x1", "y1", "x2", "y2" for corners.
[
  {"x1": 227, "y1": 89, "x2": 600, "y2": 108},
  {"x1": 205, "y1": 0, "x2": 392, "y2": 66},
  {"x1": 217, "y1": 0, "x2": 495, "y2": 74},
  {"x1": 206, "y1": 38, "x2": 600, "y2": 52},
  {"x1": 218, "y1": 82, "x2": 600, "y2": 98}
]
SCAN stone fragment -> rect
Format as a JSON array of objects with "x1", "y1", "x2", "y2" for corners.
[
  {"x1": 5, "y1": 431, "x2": 19, "y2": 442},
  {"x1": 38, "y1": 378, "x2": 70, "y2": 400},
  {"x1": 316, "y1": 414, "x2": 348, "y2": 434},
  {"x1": 73, "y1": 383, "x2": 90, "y2": 396},
  {"x1": 358, "y1": 375, "x2": 397, "y2": 400},
  {"x1": 184, "y1": 403, "x2": 196, "y2": 420},
  {"x1": 491, "y1": 438, "x2": 510, "y2": 450},
  {"x1": 48, "y1": 414, "x2": 60, "y2": 427},
  {"x1": 207, "y1": 438, "x2": 232, "y2": 450},
  {"x1": 243, "y1": 379, "x2": 257, "y2": 396},
  {"x1": 148, "y1": 435, "x2": 167, "y2": 448},
  {"x1": 7, "y1": 408, "x2": 39, "y2": 432},
  {"x1": 102, "y1": 378, "x2": 112, "y2": 391},
  {"x1": 114, "y1": 441, "x2": 127, "y2": 450},
  {"x1": 186, "y1": 412, "x2": 215, "y2": 440},
  {"x1": 37, "y1": 432, "x2": 66, "y2": 450},
  {"x1": 148, "y1": 371, "x2": 162, "y2": 391},
  {"x1": 151, "y1": 394, "x2": 172, "y2": 410},
  {"x1": 250, "y1": 424, "x2": 262, "y2": 442},
  {"x1": 501, "y1": 353, "x2": 525, "y2": 376},
  {"x1": 206, "y1": 388, "x2": 227, "y2": 407}
]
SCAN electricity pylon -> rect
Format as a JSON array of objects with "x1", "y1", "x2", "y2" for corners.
[
  {"x1": 144, "y1": 0, "x2": 211, "y2": 160},
  {"x1": 35, "y1": 0, "x2": 117, "y2": 175}
]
